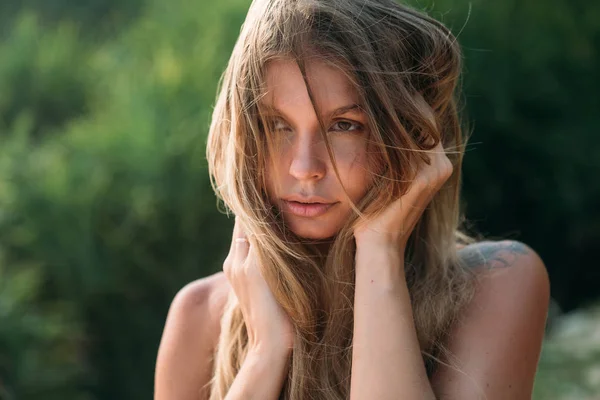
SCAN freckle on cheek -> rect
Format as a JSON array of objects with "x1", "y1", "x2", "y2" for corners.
[{"x1": 348, "y1": 152, "x2": 365, "y2": 170}]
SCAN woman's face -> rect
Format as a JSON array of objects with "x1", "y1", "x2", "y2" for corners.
[{"x1": 263, "y1": 58, "x2": 376, "y2": 240}]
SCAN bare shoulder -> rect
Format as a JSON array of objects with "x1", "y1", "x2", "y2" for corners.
[
  {"x1": 458, "y1": 240, "x2": 551, "y2": 304},
  {"x1": 154, "y1": 271, "x2": 231, "y2": 400},
  {"x1": 431, "y1": 240, "x2": 551, "y2": 398},
  {"x1": 164, "y1": 271, "x2": 231, "y2": 347},
  {"x1": 457, "y1": 239, "x2": 548, "y2": 273},
  {"x1": 456, "y1": 240, "x2": 550, "y2": 315}
]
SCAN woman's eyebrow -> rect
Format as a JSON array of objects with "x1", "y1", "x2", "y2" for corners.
[
  {"x1": 329, "y1": 103, "x2": 364, "y2": 118},
  {"x1": 261, "y1": 103, "x2": 365, "y2": 118}
]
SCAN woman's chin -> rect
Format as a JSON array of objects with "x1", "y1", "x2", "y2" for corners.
[{"x1": 287, "y1": 223, "x2": 338, "y2": 241}]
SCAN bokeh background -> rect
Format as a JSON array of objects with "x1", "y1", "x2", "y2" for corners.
[{"x1": 0, "y1": 0, "x2": 598, "y2": 398}]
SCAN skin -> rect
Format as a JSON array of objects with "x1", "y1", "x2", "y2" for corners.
[
  {"x1": 154, "y1": 58, "x2": 550, "y2": 400},
  {"x1": 154, "y1": 241, "x2": 549, "y2": 399},
  {"x1": 263, "y1": 58, "x2": 376, "y2": 241}
]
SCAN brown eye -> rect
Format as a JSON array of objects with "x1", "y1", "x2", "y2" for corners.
[{"x1": 330, "y1": 120, "x2": 363, "y2": 133}]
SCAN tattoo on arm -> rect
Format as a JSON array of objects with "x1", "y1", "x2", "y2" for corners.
[{"x1": 458, "y1": 241, "x2": 531, "y2": 269}]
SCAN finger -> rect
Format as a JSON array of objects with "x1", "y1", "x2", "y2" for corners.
[
  {"x1": 234, "y1": 235, "x2": 250, "y2": 266},
  {"x1": 425, "y1": 141, "x2": 444, "y2": 161},
  {"x1": 430, "y1": 141, "x2": 453, "y2": 180},
  {"x1": 232, "y1": 214, "x2": 248, "y2": 242},
  {"x1": 434, "y1": 141, "x2": 448, "y2": 161},
  {"x1": 225, "y1": 218, "x2": 243, "y2": 265},
  {"x1": 420, "y1": 141, "x2": 448, "y2": 172},
  {"x1": 227, "y1": 217, "x2": 238, "y2": 257}
]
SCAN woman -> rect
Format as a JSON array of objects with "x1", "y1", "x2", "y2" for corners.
[{"x1": 154, "y1": 0, "x2": 550, "y2": 398}]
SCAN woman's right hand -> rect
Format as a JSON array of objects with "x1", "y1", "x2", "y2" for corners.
[{"x1": 223, "y1": 216, "x2": 295, "y2": 354}]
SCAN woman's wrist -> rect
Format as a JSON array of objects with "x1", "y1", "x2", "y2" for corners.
[
  {"x1": 247, "y1": 342, "x2": 292, "y2": 362},
  {"x1": 225, "y1": 346, "x2": 291, "y2": 400},
  {"x1": 355, "y1": 240, "x2": 404, "y2": 268},
  {"x1": 354, "y1": 241, "x2": 407, "y2": 292}
]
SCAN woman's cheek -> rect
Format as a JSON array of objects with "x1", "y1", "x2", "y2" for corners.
[{"x1": 333, "y1": 141, "x2": 372, "y2": 194}]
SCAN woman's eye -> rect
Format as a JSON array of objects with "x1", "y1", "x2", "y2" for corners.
[
  {"x1": 330, "y1": 120, "x2": 363, "y2": 133},
  {"x1": 268, "y1": 118, "x2": 364, "y2": 134},
  {"x1": 272, "y1": 119, "x2": 291, "y2": 132}
]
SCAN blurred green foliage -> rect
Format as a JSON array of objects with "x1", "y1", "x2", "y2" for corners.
[
  {"x1": 0, "y1": 0, "x2": 145, "y2": 39},
  {"x1": 427, "y1": 0, "x2": 600, "y2": 310},
  {"x1": 0, "y1": 0, "x2": 597, "y2": 398}
]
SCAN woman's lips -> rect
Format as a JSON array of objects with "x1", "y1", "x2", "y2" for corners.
[{"x1": 282, "y1": 200, "x2": 337, "y2": 217}]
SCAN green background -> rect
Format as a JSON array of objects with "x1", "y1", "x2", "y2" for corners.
[{"x1": 0, "y1": 0, "x2": 597, "y2": 398}]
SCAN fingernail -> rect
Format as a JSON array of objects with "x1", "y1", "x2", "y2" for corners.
[{"x1": 235, "y1": 238, "x2": 248, "y2": 244}]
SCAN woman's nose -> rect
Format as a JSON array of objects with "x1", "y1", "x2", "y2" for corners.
[{"x1": 288, "y1": 136, "x2": 327, "y2": 181}]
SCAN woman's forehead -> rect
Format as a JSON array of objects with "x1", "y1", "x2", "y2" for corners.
[{"x1": 261, "y1": 58, "x2": 361, "y2": 110}]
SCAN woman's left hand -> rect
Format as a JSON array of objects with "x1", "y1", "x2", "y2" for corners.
[{"x1": 353, "y1": 141, "x2": 453, "y2": 250}]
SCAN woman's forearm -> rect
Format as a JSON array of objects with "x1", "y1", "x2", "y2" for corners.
[
  {"x1": 225, "y1": 347, "x2": 290, "y2": 400},
  {"x1": 350, "y1": 244, "x2": 436, "y2": 400}
]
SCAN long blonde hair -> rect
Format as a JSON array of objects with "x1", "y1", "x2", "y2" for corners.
[{"x1": 205, "y1": 0, "x2": 478, "y2": 398}]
